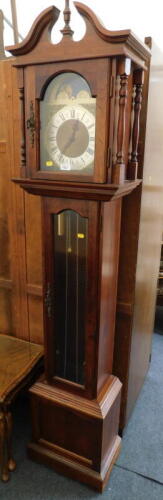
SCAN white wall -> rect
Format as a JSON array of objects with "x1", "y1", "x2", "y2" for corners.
[
  {"x1": 2, "y1": 0, "x2": 163, "y2": 52},
  {"x1": 145, "y1": 41, "x2": 163, "y2": 189}
]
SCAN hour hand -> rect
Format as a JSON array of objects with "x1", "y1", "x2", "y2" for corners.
[{"x1": 62, "y1": 120, "x2": 80, "y2": 154}]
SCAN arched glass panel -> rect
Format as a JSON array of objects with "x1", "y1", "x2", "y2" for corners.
[
  {"x1": 40, "y1": 72, "x2": 96, "y2": 175},
  {"x1": 53, "y1": 210, "x2": 88, "y2": 385}
]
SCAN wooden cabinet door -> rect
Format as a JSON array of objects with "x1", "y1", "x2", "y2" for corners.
[
  {"x1": 41, "y1": 197, "x2": 101, "y2": 399},
  {"x1": 24, "y1": 58, "x2": 110, "y2": 183}
]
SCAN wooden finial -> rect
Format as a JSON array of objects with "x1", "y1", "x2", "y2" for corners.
[{"x1": 61, "y1": 0, "x2": 74, "y2": 38}]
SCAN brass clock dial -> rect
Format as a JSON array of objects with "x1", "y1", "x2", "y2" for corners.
[
  {"x1": 40, "y1": 72, "x2": 96, "y2": 175},
  {"x1": 46, "y1": 104, "x2": 95, "y2": 171}
]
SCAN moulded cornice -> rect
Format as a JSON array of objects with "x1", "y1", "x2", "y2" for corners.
[
  {"x1": 6, "y1": 2, "x2": 151, "y2": 69},
  {"x1": 12, "y1": 178, "x2": 142, "y2": 202},
  {"x1": 6, "y1": 6, "x2": 60, "y2": 56},
  {"x1": 75, "y1": 2, "x2": 151, "y2": 63}
]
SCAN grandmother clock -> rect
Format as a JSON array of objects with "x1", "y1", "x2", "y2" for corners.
[{"x1": 7, "y1": 1, "x2": 150, "y2": 492}]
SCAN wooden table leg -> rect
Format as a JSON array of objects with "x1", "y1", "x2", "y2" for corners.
[
  {"x1": 0, "y1": 409, "x2": 9, "y2": 482},
  {"x1": 5, "y1": 410, "x2": 16, "y2": 472}
]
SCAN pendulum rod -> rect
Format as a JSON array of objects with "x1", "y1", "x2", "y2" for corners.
[{"x1": 64, "y1": 212, "x2": 69, "y2": 378}]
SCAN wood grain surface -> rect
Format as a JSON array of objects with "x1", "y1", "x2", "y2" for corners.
[{"x1": 0, "y1": 335, "x2": 43, "y2": 402}]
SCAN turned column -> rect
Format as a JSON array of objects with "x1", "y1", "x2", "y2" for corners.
[
  {"x1": 112, "y1": 57, "x2": 131, "y2": 184},
  {"x1": 19, "y1": 87, "x2": 26, "y2": 171},
  {"x1": 127, "y1": 69, "x2": 144, "y2": 180},
  {"x1": 18, "y1": 68, "x2": 26, "y2": 176}
]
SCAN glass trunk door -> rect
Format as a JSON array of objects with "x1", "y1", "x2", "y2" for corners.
[
  {"x1": 54, "y1": 209, "x2": 88, "y2": 386},
  {"x1": 43, "y1": 198, "x2": 99, "y2": 398}
]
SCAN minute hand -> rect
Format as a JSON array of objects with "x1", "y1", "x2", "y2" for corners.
[{"x1": 61, "y1": 120, "x2": 80, "y2": 154}]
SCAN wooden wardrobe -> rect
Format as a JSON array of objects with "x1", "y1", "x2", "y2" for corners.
[{"x1": 0, "y1": 58, "x2": 43, "y2": 344}]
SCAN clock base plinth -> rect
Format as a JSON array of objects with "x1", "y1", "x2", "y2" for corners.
[
  {"x1": 28, "y1": 434, "x2": 121, "y2": 493},
  {"x1": 28, "y1": 375, "x2": 122, "y2": 492}
]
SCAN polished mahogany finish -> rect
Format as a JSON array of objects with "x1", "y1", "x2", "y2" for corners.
[
  {"x1": 0, "y1": 334, "x2": 43, "y2": 482},
  {"x1": 7, "y1": 2, "x2": 151, "y2": 492},
  {"x1": 29, "y1": 375, "x2": 121, "y2": 492},
  {"x1": 6, "y1": 3, "x2": 151, "y2": 186},
  {"x1": 114, "y1": 38, "x2": 152, "y2": 431}
]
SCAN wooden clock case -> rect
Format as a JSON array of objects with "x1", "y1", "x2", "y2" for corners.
[{"x1": 7, "y1": 2, "x2": 151, "y2": 492}]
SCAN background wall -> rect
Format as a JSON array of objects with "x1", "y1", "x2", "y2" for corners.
[{"x1": 2, "y1": 0, "x2": 163, "y2": 52}]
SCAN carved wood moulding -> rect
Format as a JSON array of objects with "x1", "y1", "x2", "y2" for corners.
[{"x1": 6, "y1": 4, "x2": 151, "y2": 69}]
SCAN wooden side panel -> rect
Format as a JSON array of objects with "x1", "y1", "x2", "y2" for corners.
[
  {"x1": 0, "y1": 289, "x2": 13, "y2": 333},
  {"x1": 113, "y1": 186, "x2": 142, "y2": 428},
  {"x1": 10, "y1": 64, "x2": 29, "y2": 340},
  {"x1": 25, "y1": 192, "x2": 43, "y2": 343},
  {"x1": 97, "y1": 199, "x2": 121, "y2": 392},
  {"x1": 0, "y1": 59, "x2": 30, "y2": 339},
  {"x1": 0, "y1": 60, "x2": 14, "y2": 333},
  {"x1": 126, "y1": 56, "x2": 163, "y2": 421},
  {"x1": 114, "y1": 41, "x2": 163, "y2": 431},
  {"x1": 12, "y1": 66, "x2": 43, "y2": 344},
  {"x1": 25, "y1": 194, "x2": 42, "y2": 286},
  {"x1": 0, "y1": 58, "x2": 43, "y2": 343}
]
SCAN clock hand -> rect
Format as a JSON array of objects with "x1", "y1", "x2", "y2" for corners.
[
  {"x1": 61, "y1": 120, "x2": 80, "y2": 154},
  {"x1": 68, "y1": 120, "x2": 80, "y2": 143}
]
